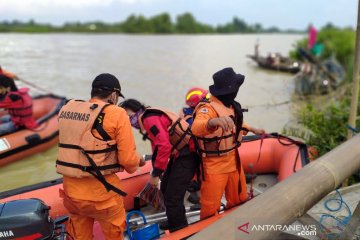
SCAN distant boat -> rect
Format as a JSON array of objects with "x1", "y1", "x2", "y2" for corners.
[
  {"x1": 247, "y1": 54, "x2": 302, "y2": 74},
  {"x1": 0, "y1": 94, "x2": 66, "y2": 167}
]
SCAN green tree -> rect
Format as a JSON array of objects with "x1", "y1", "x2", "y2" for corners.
[
  {"x1": 232, "y1": 17, "x2": 250, "y2": 32},
  {"x1": 149, "y1": 13, "x2": 173, "y2": 33},
  {"x1": 175, "y1": 13, "x2": 198, "y2": 33},
  {"x1": 121, "y1": 14, "x2": 154, "y2": 33},
  {"x1": 253, "y1": 23, "x2": 263, "y2": 32}
]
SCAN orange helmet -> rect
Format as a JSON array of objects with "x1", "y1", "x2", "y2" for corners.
[{"x1": 185, "y1": 87, "x2": 209, "y2": 108}]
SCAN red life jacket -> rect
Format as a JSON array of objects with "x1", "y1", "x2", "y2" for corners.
[
  {"x1": 138, "y1": 108, "x2": 191, "y2": 154},
  {"x1": 6, "y1": 88, "x2": 38, "y2": 129}
]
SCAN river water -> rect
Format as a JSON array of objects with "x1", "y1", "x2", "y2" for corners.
[{"x1": 0, "y1": 33, "x2": 303, "y2": 191}]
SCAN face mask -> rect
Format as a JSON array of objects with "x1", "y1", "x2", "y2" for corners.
[
  {"x1": 129, "y1": 110, "x2": 143, "y2": 129},
  {"x1": 217, "y1": 92, "x2": 238, "y2": 107}
]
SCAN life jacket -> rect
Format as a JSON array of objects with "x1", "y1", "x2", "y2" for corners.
[
  {"x1": 56, "y1": 99, "x2": 126, "y2": 196},
  {"x1": 138, "y1": 108, "x2": 191, "y2": 153},
  {"x1": 194, "y1": 99, "x2": 247, "y2": 157},
  {"x1": 6, "y1": 88, "x2": 38, "y2": 129}
]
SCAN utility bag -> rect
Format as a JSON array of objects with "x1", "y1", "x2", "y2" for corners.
[{"x1": 126, "y1": 210, "x2": 160, "y2": 240}]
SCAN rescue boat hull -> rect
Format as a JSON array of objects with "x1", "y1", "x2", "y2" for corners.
[
  {"x1": 0, "y1": 160, "x2": 152, "y2": 218},
  {"x1": 1, "y1": 133, "x2": 310, "y2": 239},
  {"x1": 103, "y1": 134, "x2": 310, "y2": 239},
  {"x1": 0, "y1": 94, "x2": 66, "y2": 166}
]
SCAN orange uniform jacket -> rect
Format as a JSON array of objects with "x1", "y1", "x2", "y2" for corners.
[
  {"x1": 63, "y1": 98, "x2": 140, "y2": 202},
  {"x1": 191, "y1": 96, "x2": 250, "y2": 175}
]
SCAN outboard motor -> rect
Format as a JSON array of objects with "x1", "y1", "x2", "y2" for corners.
[{"x1": 0, "y1": 198, "x2": 63, "y2": 240}]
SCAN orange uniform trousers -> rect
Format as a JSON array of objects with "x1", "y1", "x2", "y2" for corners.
[
  {"x1": 60, "y1": 190, "x2": 126, "y2": 240},
  {"x1": 200, "y1": 166, "x2": 248, "y2": 219}
]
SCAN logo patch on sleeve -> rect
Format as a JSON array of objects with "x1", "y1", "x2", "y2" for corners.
[{"x1": 200, "y1": 108, "x2": 208, "y2": 113}]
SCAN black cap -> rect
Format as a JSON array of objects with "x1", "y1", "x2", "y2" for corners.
[
  {"x1": 92, "y1": 73, "x2": 124, "y2": 98},
  {"x1": 209, "y1": 67, "x2": 244, "y2": 96}
]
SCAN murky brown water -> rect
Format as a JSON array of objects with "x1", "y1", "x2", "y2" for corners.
[{"x1": 0, "y1": 33, "x2": 303, "y2": 191}]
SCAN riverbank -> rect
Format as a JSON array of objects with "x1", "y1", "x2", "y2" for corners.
[{"x1": 0, "y1": 13, "x2": 305, "y2": 34}]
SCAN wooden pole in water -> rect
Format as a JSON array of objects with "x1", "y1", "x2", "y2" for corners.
[
  {"x1": 190, "y1": 134, "x2": 360, "y2": 240},
  {"x1": 347, "y1": 0, "x2": 360, "y2": 139}
]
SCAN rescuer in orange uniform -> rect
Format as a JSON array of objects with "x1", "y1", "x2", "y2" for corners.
[
  {"x1": 56, "y1": 73, "x2": 144, "y2": 240},
  {"x1": 191, "y1": 67, "x2": 265, "y2": 219}
]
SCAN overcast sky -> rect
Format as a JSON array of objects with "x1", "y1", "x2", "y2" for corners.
[{"x1": 0, "y1": 0, "x2": 357, "y2": 30}]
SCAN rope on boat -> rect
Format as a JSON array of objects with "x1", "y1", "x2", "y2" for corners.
[{"x1": 18, "y1": 78, "x2": 53, "y2": 94}]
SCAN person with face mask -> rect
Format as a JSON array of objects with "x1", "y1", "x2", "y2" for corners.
[
  {"x1": 56, "y1": 73, "x2": 145, "y2": 240},
  {"x1": 120, "y1": 99, "x2": 199, "y2": 232},
  {"x1": 191, "y1": 67, "x2": 265, "y2": 219}
]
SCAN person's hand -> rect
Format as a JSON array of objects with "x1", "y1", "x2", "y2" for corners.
[
  {"x1": 149, "y1": 176, "x2": 160, "y2": 188},
  {"x1": 207, "y1": 116, "x2": 235, "y2": 132},
  {"x1": 251, "y1": 127, "x2": 265, "y2": 135},
  {"x1": 139, "y1": 155, "x2": 146, "y2": 167}
]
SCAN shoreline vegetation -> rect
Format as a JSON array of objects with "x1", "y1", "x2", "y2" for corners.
[
  {"x1": 285, "y1": 26, "x2": 359, "y2": 184},
  {"x1": 0, "y1": 12, "x2": 331, "y2": 34}
]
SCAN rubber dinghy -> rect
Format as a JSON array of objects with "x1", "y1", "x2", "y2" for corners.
[
  {"x1": 0, "y1": 134, "x2": 311, "y2": 239},
  {"x1": 0, "y1": 159, "x2": 153, "y2": 218},
  {"x1": 0, "y1": 94, "x2": 66, "y2": 167},
  {"x1": 101, "y1": 133, "x2": 311, "y2": 239}
]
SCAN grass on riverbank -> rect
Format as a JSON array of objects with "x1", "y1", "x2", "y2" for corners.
[{"x1": 284, "y1": 83, "x2": 360, "y2": 184}]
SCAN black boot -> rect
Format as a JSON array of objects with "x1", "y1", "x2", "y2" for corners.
[
  {"x1": 159, "y1": 221, "x2": 169, "y2": 230},
  {"x1": 187, "y1": 191, "x2": 200, "y2": 204}
]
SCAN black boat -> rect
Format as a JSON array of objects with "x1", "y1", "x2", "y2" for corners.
[{"x1": 247, "y1": 54, "x2": 301, "y2": 74}]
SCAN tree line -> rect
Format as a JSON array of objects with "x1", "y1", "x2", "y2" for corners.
[{"x1": 0, "y1": 12, "x2": 304, "y2": 34}]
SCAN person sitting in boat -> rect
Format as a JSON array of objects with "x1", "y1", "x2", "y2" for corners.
[
  {"x1": 0, "y1": 66, "x2": 19, "y2": 100},
  {"x1": 0, "y1": 87, "x2": 38, "y2": 135},
  {"x1": 56, "y1": 73, "x2": 145, "y2": 240},
  {"x1": 120, "y1": 99, "x2": 199, "y2": 232},
  {"x1": 179, "y1": 87, "x2": 209, "y2": 204},
  {"x1": 266, "y1": 53, "x2": 280, "y2": 66},
  {"x1": 191, "y1": 67, "x2": 265, "y2": 219}
]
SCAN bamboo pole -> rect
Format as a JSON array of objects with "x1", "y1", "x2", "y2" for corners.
[
  {"x1": 190, "y1": 134, "x2": 360, "y2": 240},
  {"x1": 347, "y1": 0, "x2": 360, "y2": 139}
]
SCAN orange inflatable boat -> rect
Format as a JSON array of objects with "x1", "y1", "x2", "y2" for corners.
[
  {"x1": 0, "y1": 133, "x2": 310, "y2": 239},
  {"x1": 240, "y1": 133, "x2": 310, "y2": 181},
  {"x1": 98, "y1": 133, "x2": 310, "y2": 239},
  {"x1": 0, "y1": 94, "x2": 66, "y2": 166}
]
